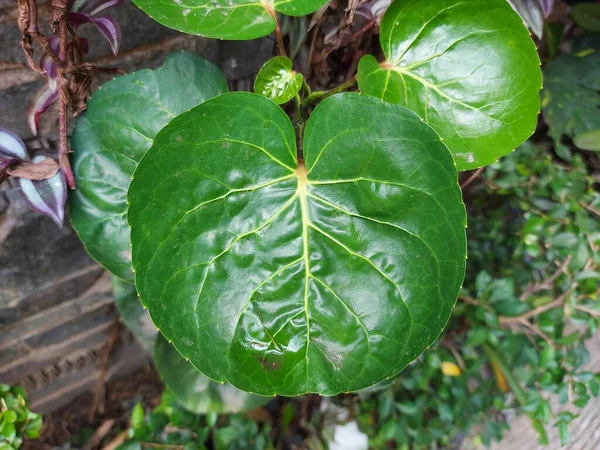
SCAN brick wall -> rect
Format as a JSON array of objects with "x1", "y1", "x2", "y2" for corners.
[{"x1": 0, "y1": 0, "x2": 273, "y2": 412}]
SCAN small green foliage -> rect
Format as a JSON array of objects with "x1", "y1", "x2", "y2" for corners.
[
  {"x1": 117, "y1": 391, "x2": 273, "y2": 450},
  {"x1": 353, "y1": 142, "x2": 599, "y2": 448},
  {"x1": 254, "y1": 56, "x2": 303, "y2": 104},
  {"x1": 542, "y1": 35, "x2": 600, "y2": 150},
  {"x1": 0, "y1": 385, "x2": 42, "y2": 450}
]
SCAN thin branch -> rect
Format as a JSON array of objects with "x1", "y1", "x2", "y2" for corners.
[
  {"x1": 460, "y1": 167, "x2": 484, "y2": 189},
  {"x1": 274, "y1": 20, "x2": 287, "y2": 57},
  {"x1": 573, "y1": 304, "x2": 600, "y2": 317},
  {"x1": 519, "y1": 255, "x2": 572, "y2": 301},
  {"x1": 57, "y1": 10, "x2": 76, "y2": 189}
]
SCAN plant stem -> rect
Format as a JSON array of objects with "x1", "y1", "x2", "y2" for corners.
[
  {"x1": 274, "y1": 20, "x2": 287, "y2": 57},
  {"x1": 302, "y1": 78, "x2": 312, "y2": 97},
  {"x1": 57, "y1": 11, "x2": 76, "y2": 189},
  {"x1": 294, "y1": 94, "x2": 305, "y2": 161},
  {"x1": 483, "y1": 344, "x2": 549, "y2": 445},
  {"x1": 301, "y1": 75, "x2": 356, "y2": 109}
]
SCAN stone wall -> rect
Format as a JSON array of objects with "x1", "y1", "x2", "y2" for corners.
[{"x1": 0, "y1": 0, "x2": 273, "y2": 412}]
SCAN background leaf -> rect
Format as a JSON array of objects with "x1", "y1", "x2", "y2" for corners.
[
  {"x1": 131, "y1": 0, "x2": 328, "y2": 40},
  {"x1": 542, "y1": 38, "x2": 600, "y2": 147},
  {"x1": 357, "y1": 0, "x2": 542, "y2": 170},
  {"x1": 154, "y1": 334, "x2": 270, "y2": 414},
  {"x1": 112, "y1": 276, "x2": 157, "y2": 354},
  {"x1": 70, "y1": 51, "x2": 228, "y2": 282},
  {"x1": 128, "y1": 92, "x2": 466, "y2": 396}
]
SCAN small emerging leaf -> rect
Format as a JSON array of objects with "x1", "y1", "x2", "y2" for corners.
[
  {"x1": 18, "y1": 155, "x2": 67, "y2": 227},
  {"x1": 254, "y1": 56, "x2": 303, "y2": 105}
]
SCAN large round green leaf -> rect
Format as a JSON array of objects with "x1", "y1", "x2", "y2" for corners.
[
  {"x1": 70, "y1": 52, "x2": 228, "y2": 282},
  {"x1": 357, "y1": 0, "x2": 542, "y2": 171},
  {"x1": 128, "y1": 92, "x2": 466, "y2": 396},
  {"x1": 131, "y1": 0, "x2": 328, "y2": 40},
  {"x1": 155, "y1": 334, "x2": 270, "y2": 414}
]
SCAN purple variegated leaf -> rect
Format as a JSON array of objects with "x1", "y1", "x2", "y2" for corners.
[
  {"x1": 507, "y1": 0, "x2": 554, "y2": 39},
  {"x1": 18, "y1": 155, "x2": 67, "y2": 227},
  {"x1": 75, "y1": 0, "x2": 125, "y2": 16},
  {"x1": 28, "y1": 85, "x2": 60, "y2": 136},
  {"x1": 0, "y1": 127, "x2": 29, "y2": 161},
  {"x1": 370, "y1": 0, "x2": 391, "y2": 19},
  {"x1": 39, "y1": 36, "x2": 60, "y2": 80},
  {"x1": 68, "y1": 12, "x2": 121, "y2": 55}
]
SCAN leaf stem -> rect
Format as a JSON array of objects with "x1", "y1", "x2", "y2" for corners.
[
  {"x1": 300, "y1": 75, "x2": 356, "y2": 109},
  {"x1": 301, "y1": 78, "x2": 312, "y2": 97}
]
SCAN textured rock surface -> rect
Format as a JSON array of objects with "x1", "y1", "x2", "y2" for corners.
[{"x1": 0, "y1": 0, "x2": 271, "y2": 413}]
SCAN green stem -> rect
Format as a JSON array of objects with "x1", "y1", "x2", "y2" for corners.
[
  {"x1": 294, "y1": 94, "x2": 305, "y2": 161},
  {"x1": 300, "y1": 76, "x2": 357, "y2": 109},
  {"x1": 301, "y1": 78, "x2": 312, "y2": 97},
  {"x1": 483, "y1": 344, "x2": 549, "y2": 445}
]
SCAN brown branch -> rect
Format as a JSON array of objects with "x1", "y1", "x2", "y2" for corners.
[
  {"x1": 274, "y1": 20, "x2": 287, "y2": 57},
  {"x1": 519, "y1": 255, "x2": 572, "y2": 301},
  {"x1": 573, "y1": 304, "x2": 600, "y2": 317},
  {"x1": 460, "y1": 167, "x2": 485, "y2": 189},
  {"x1": 56, "y1": 10, "x2": 76, "y2": 189}
]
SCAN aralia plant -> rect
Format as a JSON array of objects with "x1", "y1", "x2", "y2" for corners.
[{"x1": 69, "y1": 0, "x2": 542, "y2": 396}]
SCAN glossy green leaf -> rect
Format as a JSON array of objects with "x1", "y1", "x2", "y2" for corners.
[
  {"x1": 254, "y1": 57, "x2": 303, "y2": 105},
  {"x1": 131, "y1": 0, "x2": 327, "y2": 40},
  {"x1": 112, "y1": 276, "x2": 157, "y2": 353},
  {"x1": 357, "y1": 0, "x2": 542, "y2": 170},
  {"x1": 70, "y1": 52, "x2": 228, "y2": 282},
  {"x1": 154, "y1": 334, "x2": 270, "y2": 414},
  {"x1": 542, "y1": 51, "x2": 600, "y2": 146},
  {"x1": 128, "y1": 92, "x2": 466, "y2": 396}
]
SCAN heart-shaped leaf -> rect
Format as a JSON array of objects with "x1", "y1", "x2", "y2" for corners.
[
  {"x1": 128, "y1": 92, "x2": 466, "y2": 396},
  {"x1": 70, "y1": 52, "x2": 228, "y2": 282},
  {"x1": 357, "y1": 0, "x2": 542, "y2": 170},
  {"x1": 155, "y1": 334, "x2": 270, "y2": 414},
  {"x1": 255, "y1": 56, "x2": 303, "y2": 105},
  {"x1": 131, "y1": 0, "x2": 328, "y2": 40}
]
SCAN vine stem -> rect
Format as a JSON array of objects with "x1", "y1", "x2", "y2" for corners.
[{"x1": 57, "y1": 10, "x2": 76, "y2": 189}]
